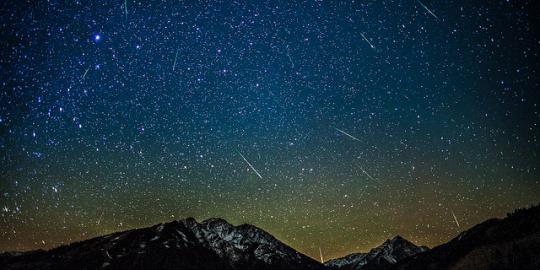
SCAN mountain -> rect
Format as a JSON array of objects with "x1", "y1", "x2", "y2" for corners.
[
  {"x1": 325, "y1": 236, "x2": 428, "y2": 270},
  {"x1": 390, "y1": 205, "x2": 540, "y2": 270},
  {"x1": 0, "y1": 217, "x2": 327, "y2": 270},
  {"x1": 2, "y1": 205, "x2": 540, "y2": 270}
]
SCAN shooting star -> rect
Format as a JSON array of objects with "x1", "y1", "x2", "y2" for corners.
[
  {"x1": 124, "y1": 0, "x2": 128, "y2": 19},
  {"x1": 237, "y1": 151, "x2": 263, "y2": 179},
  {"x1": 358, "y1": 166, "x2": 377, "y2": 182},
  {"x1": 451, "y1": 210, "x2": 460, "y2": 227},
  {"x1": 335, "y1": 127, "x2": 361, "y2": 142},
  {"x1": 417, "y1": 0, "x2": 439, "y2": 21},
  {"x1": 173, "y1": 49, "x2": 179, "y2": 71},
  {"x1": 82, "y1": 67, "x2": 90, "y2": 79},
  {"x1": 319, "y1": 247, "x2": 324, "y2": 263},
  {"x1": 285, "y1": 44, "x2": 295, "y2": 68},
  {"x1": 360, "y1": 33, "x2": 375, "y2": 49},
  {"x1": 96, "y1": 211, "x2": 104, "y2": 225}
]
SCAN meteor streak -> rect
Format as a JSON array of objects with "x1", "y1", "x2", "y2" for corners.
[
  {"x1": 319, "y1": 247, "x2": 324, "y2": 263},
  {"x1": 335, "y1": 127, "x2": 361, "y2": 142},
  {"x1": 417, "y1": 0, "x2": 439, "y2": 21},
  {"x1": 237, "y1": 151, "x2": 263, "y2": 179},
  {"x1": 173, "y1": 49, "x2": 179, "y2": 71},
  {"x1": 286, "y1": 45, "x2": 295, "y2": 68},
  {"x1": 96, "y1": 211, "x2": 104, "y2": 225},
  {"x1": 359, "y1": 166, "x2": 377, "y2": 182},
  {"x1": 451, "y1": 210, "x2": 460, "y2": 227},
  {"x1": 360, "y1": 33, "x2": 375, "y2": 49},
  {"x1": 82, "y1": 67, "x2": 90, "y2": 79}
]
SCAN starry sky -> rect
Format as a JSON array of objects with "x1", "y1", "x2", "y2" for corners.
[{"x1": 1, "y1": 0, "x2": 539, "y2": 260}]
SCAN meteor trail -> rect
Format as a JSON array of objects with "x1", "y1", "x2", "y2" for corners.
[
  {"x1": 82, "y1": 67, "x2": 90, "y2": 79},
  {"x1": 237, "y1": 151, "x2": 263, "y2": 179},
  {"x1": 335, "y1": 127, "x2": 361, "y2": 142},
  {"x1": 319, "y1": 247, "x2": 324, "y2": 263},
  {"x1": 96, "y1": 211, "x2": 104, "y2": 225},
  {"x1": 360, "y1": 33, "x2": 375, "y2": 49},
  {"x1": 451, "y1": 210, "x2": 460, "y2": 227},
  {"x1": 286, "y1": 45, "x2": 295, "y2": 68},
  {"x1": 417, "y1": 0, "x2": 439, "y2": 21},
  {"x1": 359, "y1": 166, "x2": 377, "y2": 182},
  {"x1": 173, "y1": 49, "x2": 179, "y2": 71},
  {"x1": 124, "y1": 0, "x2": 128, "y2": 18}
]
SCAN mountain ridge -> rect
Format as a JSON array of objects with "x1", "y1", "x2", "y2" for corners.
[
  {"x1": 388, "y1": 205, "x2": 540, "y2": 270},
  {"x1": 0, "y1": 217, "x2": 326, "y2": 270},
  {"x1": 325, "y1": 235, "x2": 428, "y2": 270},
  {"x1": 2, "y1": 205, "x2": 540, "y2": 270}
]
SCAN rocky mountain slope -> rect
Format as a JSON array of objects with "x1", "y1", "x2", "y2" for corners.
[
  {"x1": 325, "y1": 236, "x2": 428, "y2": 270},
  {"x1": 390, "y1": 205, "x2": 540, "y2": 270},
  {"x1": 2, "y1": 205, "x2": 540, "y2": 270},
  {"x1": 0, "y1": 218, "x2": 326, "y2": 270}
]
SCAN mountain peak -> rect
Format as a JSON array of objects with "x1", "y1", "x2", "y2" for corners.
[
  {"x1": 393, "y1": 204, "x2": 540, "y2": 270},
  {"x1": 325, "y1": 236, "x2": 427, "y2": 270},
  {"x1": 384, "y1": 235, "x2": 406, "y2": 245},
  {"x1": 1, "y1": 217, "x2": 326, "y2": 270},
  {"x1": 378, "y1": 235, "x2": 420, "y2": 251},
  {"x1": 200, "y1": 217, "x2": 235, "y2": 231},
  {"x1": 201, "y1": 217, "x2": 230, "y2": 225}
]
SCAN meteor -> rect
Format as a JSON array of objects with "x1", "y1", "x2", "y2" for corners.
[
  {"x1": 82, "y1": 67, "x2": 90, "y2": 79},
  {"x1": 237, "y1": 151, "x2": 263, "y2": 179},
  {"x1": 334, "y1": 127, "x2": 361, "y2": 142},
  {"x1": 173, "y1": 49, "x2": 179, "y2": 71},
  {"x1": 96, "y1": 211, "x2": 104, "y2": 225},
  {"x1": 286, "y1": 44, "x2": 295, "y2": 68},
  {"x1": 319, "y1": 247, "x2": 324, "y2": 263},
  {"x1": 360, "y1": 33, "x2": 375, "y2": 49},
  {"x1": 417, "y1": 0, "x2": 439, "y2": 21},
  {"x1": 451, "y1": 210, "x2": 460, "y2": 227},
  {"x1": 359, "y1": 166, "x2": 377, "y2": 182}
]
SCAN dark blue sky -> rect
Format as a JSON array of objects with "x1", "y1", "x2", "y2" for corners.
[{"x1": 1, "y1": 0, "x2": 539, "y2": 259}]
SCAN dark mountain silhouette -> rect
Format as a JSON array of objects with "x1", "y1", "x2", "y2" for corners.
[
  {"x1": 0, "y1": 218, "x2": 326, "y2": 270},
  {"x1": 389, "y1": 205, "x2": 540, "y2": 270},
  {"x1": 325, "y1": 235, "x2": 428, "y2": 270},
  {"x1": 2, "y1": 205, "x2": 540, "y2": 270}
]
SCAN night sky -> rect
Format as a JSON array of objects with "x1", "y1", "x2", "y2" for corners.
[{"x1": 1, "y1": 0, "x2": 539, "y2": 260}]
